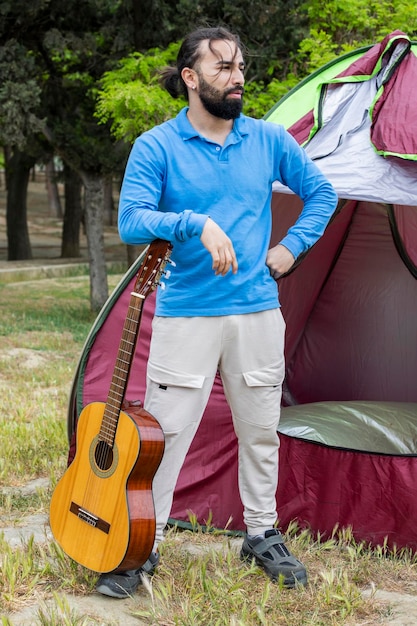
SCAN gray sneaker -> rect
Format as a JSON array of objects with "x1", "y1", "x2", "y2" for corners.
[
  {"x1": 96, "y1": 551, "x2": 159, "y2": 598},
  {"x1": 240, "y1": 529, "x2": 307, "y2": 587}
]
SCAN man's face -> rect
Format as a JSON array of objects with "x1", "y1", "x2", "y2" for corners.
[{"x1": 194, "y1": 39, "x2": 245, "y2": 120}]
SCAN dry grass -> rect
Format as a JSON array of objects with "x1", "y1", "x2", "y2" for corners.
[{"x1": 1, "y1": 274, "x2": 417, "y2": 625}]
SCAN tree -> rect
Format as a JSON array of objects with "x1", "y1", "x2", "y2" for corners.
[
  {"x1": 61, "y1": 163, "x2": 83, "y2": 258},
  {"x1": 0, "y1": 37, "x2": 46, "y2": 260},
  {"x1": 297, "y1": 0, "x2": 417, "y2": 75},
  {"x1": 0, "y1": 0, "x2": 133, "y2": 310},
  {"x1": 96, "y1": 43, "x2": 184, "y2": 143},
  {"x1": 134, "y1": 0, "x2": 308, "y2": 82}
]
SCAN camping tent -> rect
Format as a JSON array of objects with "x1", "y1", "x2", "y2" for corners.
[{"x1": 68, "y1": 31, "x2": 417, "y2": 549}]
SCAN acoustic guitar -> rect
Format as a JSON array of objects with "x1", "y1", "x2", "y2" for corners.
[{"x1": 50, "y1": 240, "x2": 172, "y2": 573}]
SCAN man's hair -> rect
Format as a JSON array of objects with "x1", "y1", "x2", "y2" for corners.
[{"x1": 159, "y1": 26, "x2": 243, "y2": 101}]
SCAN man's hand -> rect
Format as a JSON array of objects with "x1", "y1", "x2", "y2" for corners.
[
  {"x1": 200, "y1": 217, "x2": 238, "y2": 276},
  {"x1": 266, "y1": 244, "x2": 295, "y2": 280}
]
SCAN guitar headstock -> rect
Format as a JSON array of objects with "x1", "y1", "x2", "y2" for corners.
[{"x1": 133, "y1": 240, "x2": 173, "y2": 298}]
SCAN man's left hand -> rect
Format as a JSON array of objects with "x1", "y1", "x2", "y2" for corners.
[{"x1": 266, "y1": 244, "x2": 295, "y2": 280}]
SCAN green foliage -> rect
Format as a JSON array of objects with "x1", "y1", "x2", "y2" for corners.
[
  {"x1": 173, "y1": 0, "x2": 308, "y2": 82},
  {"x1": 96, "y1": 43, "x2": 185, "y2": 142},
  {"x1": 244, "y1": 75, "x2": 300, "y2": 119},
  {"x1": 0, "y1": 0, "x2": 135, "y2": 172},
  {"x1": 304, "y1": 0, "x2": 417, "y2": 42},
  {"x1": 299, "y1": 0, "x2": 417, "y2": 74},
  {"x1": 0, "y1": 41, "x2": 44, "y2": 149}
]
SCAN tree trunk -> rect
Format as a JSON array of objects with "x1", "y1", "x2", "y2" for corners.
[
  {"x1": 81, "y1": 171, "x2": 109, "y2": 312},
  {"x1": 127, "y1": 243, "x2": 145, "y2": 267},
  {"x1": 103, "y1": 175, "x2": 114, "y2": 226},
  {"x1": 61, "y1": 164, "x2": 83, "y2": 258},
  {"x1": 5, "y1": 148, "x2": 35, "y2": 261},
  {"x1": 45, "y1": 159, "x2": 63, "y2": 217}
]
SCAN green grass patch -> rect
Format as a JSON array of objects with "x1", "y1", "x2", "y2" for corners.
[
  {"x1": 0, "y1": 275, "x2": 417, "y2": 624},
  {"x1": 0, "y1": 277, "x2": 96, "y2": 341},
  {"x1": 0, "y1": 275, "x2": 123, "y2": 485}
]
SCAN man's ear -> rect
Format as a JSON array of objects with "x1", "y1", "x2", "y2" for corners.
[{"x1": 181, "y1": 67, "x2": 197, "y2": 91}]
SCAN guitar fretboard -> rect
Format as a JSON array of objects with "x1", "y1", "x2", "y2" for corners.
[
  {"x1": 100, "y1": 292, "x2": 145, "y2": 445},
  {"x1": 93, "y1": 240, "x2": 172, "y2": 448}
]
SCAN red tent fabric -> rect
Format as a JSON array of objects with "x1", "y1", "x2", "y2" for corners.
[{"x1": 68, "y1": 32, "x2": 417, "y2": 550}]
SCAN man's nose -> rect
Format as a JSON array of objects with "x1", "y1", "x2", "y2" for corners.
[{"x1": 231, "y1": 66, "x2": 245, "y2": 85}]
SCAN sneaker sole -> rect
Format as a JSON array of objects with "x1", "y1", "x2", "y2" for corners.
[
  {"x1": 240, "y1": 548, "x2": 308, "y2": 587},
  {"x1": 95, "y1": 582, "x2": 132, "y2": 599}
]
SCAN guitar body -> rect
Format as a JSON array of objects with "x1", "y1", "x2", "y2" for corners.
[
  {"x1": 50, "y1": 240, "x2": 171, "y2": 573},
  {"x1": 50, "y1": 401, "x2": 164, "y2": 573}
]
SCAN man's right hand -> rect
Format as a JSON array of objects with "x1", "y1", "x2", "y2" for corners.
[{"x1": 200, "y1": 217, "x2": 238, "y2": 276}]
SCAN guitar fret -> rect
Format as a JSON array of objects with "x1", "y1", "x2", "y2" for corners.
[
  {"x1": 122, "y1": 328, "x2": 137, "y2": 335},
  {"x1": 112, "y1": 374, "x2": 127, "y2": 383},
  {"x1": 103, "y1": 425, "x2": 113, "y2": 436},
  {"x1": 118, "y1": 348, "x2": 134, "y2": 357},
  {"x1": 100, "y1": 429, "x2": 114, "y2": 439},
  {"x1": 108, "y1": 394, "x2": 122, "y2": 402},
  {"x1": 101, "y1": 421, "x2": 117, "y2": 431},
  {"x1": 106, "y1": 411, "x2": 120, "y2": 423},
  {"x1": 105, "y1": 405, "x2": 121, "y2": 415},
  {"x1": 107, "y1": 394, "x2": 121, "y2": 403},
  {"x1": 121, "y1": 335, "x2": 136, "y2": 343},
  {"x1": 116, "y1": 355, "x2": 131, "y2": 363},
  {"x1": 100, "y1": 429, "x2": 115, "y2": 438},
  {"x1": 108, "y1": 393, "x2": 123, "y2": 402},
  {"x1": 119, "y1": 345, "x2": 135, "y2": 354}
]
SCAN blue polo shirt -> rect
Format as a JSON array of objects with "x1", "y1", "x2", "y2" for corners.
[{"x1": 118, "y1": 107, "x2": 337, "y2": 316}]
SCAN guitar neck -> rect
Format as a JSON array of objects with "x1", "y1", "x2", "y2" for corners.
[
  {"x1": 96, "y1": 239, "x2": 173, "y2": 447},
  {"x1": 100, "y1": 292, "x2": 145, "y2": 445}
]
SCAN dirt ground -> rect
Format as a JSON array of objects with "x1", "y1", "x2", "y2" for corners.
[{"x1": 2, "y1": 180, "x2": 417, "y2": 624}]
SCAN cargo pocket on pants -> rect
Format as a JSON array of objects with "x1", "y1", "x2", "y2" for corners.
[
  {"x1": 233, "y1": 364, "x2": 284, "y2": 427},
  {"x1": 147, "y1": 362, "x2": 205, "y2": 389},
  {"x1": 242, "y1": 363, "x2": 284, "y2": 388},
  {"x1": 146, "y1": 363, "x2": 208, "y2": 434}
]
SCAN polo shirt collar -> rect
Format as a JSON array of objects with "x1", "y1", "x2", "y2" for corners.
[{"x1": 176, "y1": 107, "x2": 249, "y2": 142}]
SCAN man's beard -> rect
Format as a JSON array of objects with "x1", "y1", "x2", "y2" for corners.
[{"x1": 197, "y1": 75, "x2": 243, "y2": 120}]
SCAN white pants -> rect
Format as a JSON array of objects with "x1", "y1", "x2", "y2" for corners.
[{"x1": 143, "y1": 308, "x2": 286, "y2": 545}]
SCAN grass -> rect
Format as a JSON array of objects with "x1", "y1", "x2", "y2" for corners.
[{"x1": 1, "y1": 274, "x2": 417, "y2": 625}]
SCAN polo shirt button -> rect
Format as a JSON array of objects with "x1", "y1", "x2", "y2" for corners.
[{"x1": 215, "y1": 146, "x2": 220, "y2": 151}]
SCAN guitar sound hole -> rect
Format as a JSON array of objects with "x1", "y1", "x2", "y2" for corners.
[{"x1": 94, "y1": 440, "x2": 114, "y2": 471}]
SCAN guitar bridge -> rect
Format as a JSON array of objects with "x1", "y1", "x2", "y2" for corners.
[{"x1": 70, "y1": 501, "x2": 111, "y2": 534}]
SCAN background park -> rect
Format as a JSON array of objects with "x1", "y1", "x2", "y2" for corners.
[{"x1": 1, "y1": 1, "x2": 417, "y2": 624}]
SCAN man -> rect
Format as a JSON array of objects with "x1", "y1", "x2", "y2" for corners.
[{"x1": 97, "y1": 26, "x2": 338, "y2": 598}]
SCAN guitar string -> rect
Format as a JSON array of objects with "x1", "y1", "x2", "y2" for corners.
[
  {"x1": 82, "y1": 294, "x2": 141, "y2": 512},
  {"x1": 79, "y1": 250, "x2": 167, "y2": 513},
  {"x1": 99, "y1": 297, "x2": 140, "y2": 471},
  {"x1": 90, "y1": 267, "x2": 152, "y2": 509}
]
